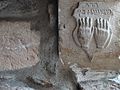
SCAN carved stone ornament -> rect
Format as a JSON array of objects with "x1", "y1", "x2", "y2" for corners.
[
  {"x1": 59, "y1": 1, "x2": 120, "y2": 70},
  {"x1": 72, "y1": 2, "x2": 113, "y2": 61}
]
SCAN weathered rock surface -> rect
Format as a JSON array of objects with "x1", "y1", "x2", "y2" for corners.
[
  {"x1": 30, "y1": 0, "x2": 59, "y2": 87},
  {"x1": 0, "y1": 79, "x2": 35, "y2": 90},
  {"x1": 0, "y1": 0, "x2": 39, "y2": 19},
  {"x1": 0, "y1": 0, "x2": 60, "y2": 89},
  {"x1": 70, "y1": 64, "x2": 120, "y2": 90},
  {"x1": 0, "y1": 21, "x2": 40, "y2": 71}
]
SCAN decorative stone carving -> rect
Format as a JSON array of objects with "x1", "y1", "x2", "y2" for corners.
[
  {"x1": 72, "y1": 2, "x2": 113, "y2": 61},
  {"x1": 94, "y1": 18, "x2": 112, "y2": 49},
  {"x1": 73, "y1": 17, "x2": 94, "y2": 49},
  {"x1": 59, "y1": 0, "x2": 120, "y2": 70}
]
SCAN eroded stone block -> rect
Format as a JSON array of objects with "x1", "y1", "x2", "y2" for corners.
[
  {"x1": 59, "y1": 0, "x2": 120, "y2": 70},
  {"x1": 0, "y1": 21, "x2": 40, "y2": 71}
]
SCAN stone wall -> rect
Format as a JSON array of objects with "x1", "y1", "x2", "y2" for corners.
[
  {"x1": 59, "y1": 0, "x2": 120, "y2": 90},
  {"x1": 0, "y1": 0, "x2": 119, "y2": 90}
]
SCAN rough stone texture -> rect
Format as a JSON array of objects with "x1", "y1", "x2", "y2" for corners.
[
  {"x1": 0, "y1": 0, "x2": 67, "y2": 90},
  {"x1": 0, "y1": 0, "x2": 62, "y2": 89},
  {"x1": 0, "y1": 77, "x2": 35, "y2": 90},
  {"x1": 30, "y1": 0, "x2": 59, "y2": 86},
  {"x1": 0, "y1": 0, "x2": 120, "y2": 90},
  {"x1": 0, "y1": 0, "x2": 39, "y2": 19},
  {"x1": 70, "y1": 64, "x2": 120, "y2": 90},
  {"x1": 0, "y1": 21, "x2": 40, "y2": 71}
]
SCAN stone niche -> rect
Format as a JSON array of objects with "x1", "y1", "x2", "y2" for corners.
[{"x1": 59, "y1": 0, "x2": 120, "y2": 70}]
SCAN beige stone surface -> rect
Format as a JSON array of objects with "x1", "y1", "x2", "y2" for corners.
[
  {"x1": 59, "y1": 0, "x2": 120, "y2": 70},
  {"x1": 0, "y1": 21, "x2": 40, "y2": 71}
]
